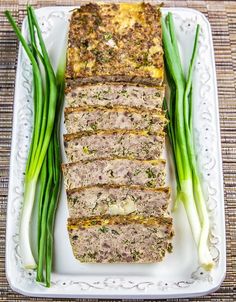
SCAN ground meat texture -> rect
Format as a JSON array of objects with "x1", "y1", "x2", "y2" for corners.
[
  {"x1": 67, "y1": 218, "x2": 173, "y2": 263},
  {"x1": 66, "y1": 3, "x2": 163, "y2": 85},
  {"x1": 64, "y1": 131, "x2": 165, "y2": 161},
  {"x1": 65, "y1": 83, "x2": 164, "y2": 110},
  {"x1": 64, "y1": 107, "x2": 167, "y2": 134},
  {"x1": 62, "y1": 158, "x2": 166, "y2": 190},
  {"x1": 67, "y1": 185, "x2": 171, "y2": 218}
]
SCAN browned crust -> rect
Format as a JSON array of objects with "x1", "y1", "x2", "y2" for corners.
[
  {"x1": 63, "y1": 129, "x2": 165, "y2": 142},
  {"x1": 66, "y1": 3, "x2": 163, "y2": 84},
  {"x1": 65, "y1": 76, "x2": 164, "y2": 89},
  {"x1": 64, "y1": 105, "x2": 165, "y2": 115}
]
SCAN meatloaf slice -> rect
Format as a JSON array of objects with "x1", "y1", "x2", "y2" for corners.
[
  {"x1": 67, "y1": 215, "x2": 173, "y2": 263},
  {"x1": 62, "y1": 158, "x2": 166, "y2": 190},
  {"x1": 67, "y1": 185, "x2": 171, "y2": 218},
  {"x1": 64, "y1": 107, "x2": 167, "y2": 134},
  {"x1": 66, "y1": 3, "x2": 163, "y2": 85},
  {"x1": 65, "y1": 83, "x2": 164, "y2": 110},
  {"x1": 64, "y1": 130, "x2": 165, "y2": 161}
]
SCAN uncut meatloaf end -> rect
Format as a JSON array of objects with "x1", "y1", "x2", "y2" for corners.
[
  {"x1": 66, "y1": 3, "x2": 164, "y2": 85},
  {"x1": 64, "y1": 130, "x2": 165, "y2": 161},
  {"x1": 67, "y1": 215, "x2": 173, "y2": 263},
  {"x1": 62, "y1": 158, "x2": 166, "y2": 190},
  {"x1": 67, "y1": 185, "x2": 171, "y2": 218},
  {"x1": 65, "y1": 83, "x2": 165, "y2": 110}
]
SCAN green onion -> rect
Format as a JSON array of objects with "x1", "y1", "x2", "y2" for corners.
[
  {"x1": 5, "y1": 9, "x2": 44, "y2": 269},
  {"x1": 45, "y1": 48, "x2": 66, "y2": 288},
  {"x1": 27, "y1": 6, "x2": 58, "y2": 179},
  {"x1": 37, "y1": 147, "x2": 53, "y2": 282},
  {"x1": 5, "y1": 6, "x2": 65, "y2": 283},
  {"x1": 162, "y1": 12, "x2": 214, "y2": 270},
  {"x1": 37, "y1": 157, "x2": 47, "y2": 253}
]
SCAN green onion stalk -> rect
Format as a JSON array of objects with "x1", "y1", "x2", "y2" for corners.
[
  {"x1": 162, "y1": 12, "x2": 214, "y2": 270},
  {"x1": 5, "y1": 6, "x2": 64, "y2": 275},
  {"x1": 37, "y1": 46, "x2": 66, "y2": 286}
]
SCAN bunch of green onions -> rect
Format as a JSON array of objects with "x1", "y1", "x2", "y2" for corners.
[
  {"x1": 162, "y1": 12, "x2": 214, "y2": 270},
  {"x1": 5, "y1": 6, "x2": 66, "y2": 286}
]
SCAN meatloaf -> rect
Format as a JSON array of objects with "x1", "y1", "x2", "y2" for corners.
[
  {"x1": 64, "y1": 130, "x2": 165, "y2": 161},
  {"x1": 68, "y1": 215, "x2": 173, "y2": 263},
  {"x1": 63, "y1": 2, "x2": 172, "y2": 265},
  {"x1": 66, "y1": 3, "x2": 163, "y2": 85},
  {"x1": 64, "y1": 107, "x2": 167, "y2": 134},
  {"x1": 67, "y1": 185, "x2": 170, "y2": 218},
  {"x1": 65, "y1": 83, "x2": 164, "y2": 110},
  {"x1": 62, "y1": 158, "x2": 166, "y2": 190}
]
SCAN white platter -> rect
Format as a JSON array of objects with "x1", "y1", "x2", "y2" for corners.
[{"x1": 6, "y1": 6, "x2": 226, "y2": 299}]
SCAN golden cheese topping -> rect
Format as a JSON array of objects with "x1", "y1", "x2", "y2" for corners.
[
  {"x1": 66, "y1": 3, "x2": 164, "y2": 84},
  {"x1": 111, "y1": 3, "x2": 145, "y2": 31},
  {"x1": 68, "y1": 214, "x2": 172, "y2": 230}
]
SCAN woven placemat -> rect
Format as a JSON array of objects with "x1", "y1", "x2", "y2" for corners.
[{"x1": 0, "y1": 0, "x2": 235, "y2": 301}]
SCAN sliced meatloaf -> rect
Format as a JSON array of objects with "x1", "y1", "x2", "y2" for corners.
[
  {"x1": 62, "y1": 158, "x2": 166, "y2": 190},
  {"x1": 67, "y1": 215, "x2": 173, "y2": 263},
  {"x1": 64, "y1": 130, "x2": 165, "y2": 161},
  {"x1": 67, "y1": 185, "x2": 170, "y2": 218},
  {"x1": 66, "y1": 3, "x2": 163, "y2": 85},
  {"x1": 65, "y1": 83, "x2": 164, "y2": 110},
  {"x1": 64, "y1": 107, "x2": 167, "y2": 134}
]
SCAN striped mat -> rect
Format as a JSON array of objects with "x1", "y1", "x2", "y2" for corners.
[{"x1": 0, "y1": 1, "x2": 235, "y2": 301}]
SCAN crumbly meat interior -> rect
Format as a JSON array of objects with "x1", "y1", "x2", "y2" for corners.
[{"x1": 64, "y1": 130, "x2": 165, "y2": 161}]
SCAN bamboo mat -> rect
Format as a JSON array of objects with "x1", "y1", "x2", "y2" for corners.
[{"x1": 0, "y1": 0, "x2": 235, "y2": 301}]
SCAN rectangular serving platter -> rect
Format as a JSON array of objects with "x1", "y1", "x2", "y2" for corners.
[{"x1": 6, "y1": 5, "x2": 226, "y2": 299}]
